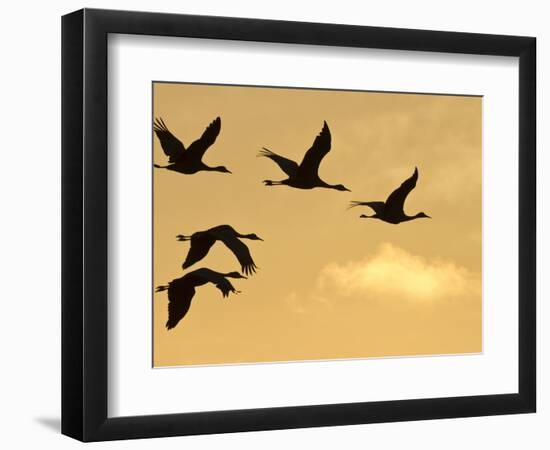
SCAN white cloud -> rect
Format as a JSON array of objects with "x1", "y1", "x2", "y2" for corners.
[{"x1": 317, "y1": 243, "x2": 480, "y2": 303}]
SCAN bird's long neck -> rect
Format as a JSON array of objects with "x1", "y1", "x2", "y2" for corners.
[
  {"x1": 399, "y1": 215, "x2": 415, "y2": 222},
  {"x1": 237, "y1": 233, "x2": 255, "y2": 239},
  {"x1": 204, "y1": 165, "x2": 228, "y2": 173},
  {"x1": 320, "y1": 181, "x2": 344, "y2": 191},
  {"x1": 222, "y1": 272, "x2": 241, "y2": 279},
  {"x1": 401, "y1": 212, "x2": 425, "y2": 222}
]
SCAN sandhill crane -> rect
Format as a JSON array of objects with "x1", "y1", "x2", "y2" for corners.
[
  {"x1": 177, "y1": 225, "x2": 262, "y2": 276},
  {"x1": 155, "y1": 268, "x2": 246, "y2": 330},
  {"x1": 153, "y1": 117, "x2": 231, "y2": 174},
  {"x1": 259, "y1": 121, "x2": 351, "y2": 192},
  {"x1": 349, "y1": 167, "x2": 430, "y2": 224}
]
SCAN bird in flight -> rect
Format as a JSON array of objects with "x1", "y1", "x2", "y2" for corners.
[
  {"x1": 349, "y1": 167, "x2": 430, "y2": 224},
  {"x1": 153, "y1": 117, "x2": 231, "y2": 174},
  {"x1": 258, "y1": 121, "x2": 351, "y2": 192},
  {"x1": 176, "y1": 225, "x2": 263, "y2": 276},
  {"x1": 155, "y1": 268, "x2": 246, "y2": 330}
]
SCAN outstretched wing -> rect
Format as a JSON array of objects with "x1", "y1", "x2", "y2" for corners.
[
  {"x1": 194, "y1": 268, "x2": 240, "y2": 297},
  {"x1": 185, "y1": 117, "x2": 222, "y2": 161},
  {"x1": 297, "y1": 121, "x2": 331, "y2": 177},
  {"x1": 214, "y1": 277, "x2": 238, "y2": 298},
  {"x1": 166, "y1": 284, "x2": 195, "y2": 330},
  {"x1": 181, "y1": 233, "x2": 217, "y2": 270},
  {"x1": 153, "y1": 118, "x2": 185, "y2": 163},
  {"x1": 385, "y1": 167, "x2": 419, "y2": 214},
  {"x1": 258, "y1": 148, "x2": 299, "y2": 177},
  {"x1": 215, "y1": 232, "x2": 258, "y2": 276},
  {"x1": 349, "y1": 201, "x2": 386, "y2": 214}
]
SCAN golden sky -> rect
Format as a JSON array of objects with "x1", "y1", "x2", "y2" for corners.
[{"x1": 153, "y1": 82, "x2": 482, "y2": 367}]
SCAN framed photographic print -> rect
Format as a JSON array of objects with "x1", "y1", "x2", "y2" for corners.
[{"x1": 61, "y1": 8, "x2": 536, "y2": 442}]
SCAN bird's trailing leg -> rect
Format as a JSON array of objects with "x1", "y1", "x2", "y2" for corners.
[
  {"x1": 154, "y1": 164, "x2": 169, "y2": 169},
  {"x1": 359, "y1": 214, "x2": 373, "y2": 219},
  {"x1": 176, "y1": 234, "x2": 191, "y2": 241},
  {"x1": 263, "y1": 180, "x2": 284, "y2": 186},
  {"x1": 155, "y1": 285, "x2": 169, "y2": 292}
]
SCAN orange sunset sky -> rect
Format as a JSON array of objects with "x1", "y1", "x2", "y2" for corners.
[{"x1": 152, "y1": 82, "x2": 482, "y2": 367}]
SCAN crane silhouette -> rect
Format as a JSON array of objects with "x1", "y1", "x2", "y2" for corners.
[
  {"x1": 258, "y1": 121, "x2": 351, "y2": 192},
  {"x1": 349, "y1": 167, "x2": 430, "y2": 224},
  {"x1": 155, "y1": 268, "x2": 246, "y2": 330},
  {"x1": 177, "y1": 225, "x2": 263, "y2": 276},
  {"x1": 153, "y1": 117, "x2": 231, "y2": 174}
]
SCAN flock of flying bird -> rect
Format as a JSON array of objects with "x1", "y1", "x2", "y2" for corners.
[{"x1": 154, "y1": 116, "x2": 430, "y2": 330}]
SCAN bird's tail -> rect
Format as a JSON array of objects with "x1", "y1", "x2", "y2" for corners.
[
  {"x1": 155, "y1": 285, "x2": 169, "y2": 292},
  {"x1": 348, "y1": 201, "x2": 368, "y2": 210},
  {"x1": 176, "y1": 234, "x2": 191, "y2": 242}
]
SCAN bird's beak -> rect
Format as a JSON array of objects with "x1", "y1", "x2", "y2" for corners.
[
  {"x1": 257, "y1": 237, "x2": 264, "y2": 241},
  {"x1": 344, "y1": 187, "x2": 351, "y2": 192}
]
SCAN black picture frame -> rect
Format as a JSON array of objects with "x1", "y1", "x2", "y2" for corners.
[{"x1": 62, "y1": 8, "x2": 536, "y2": 442}]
